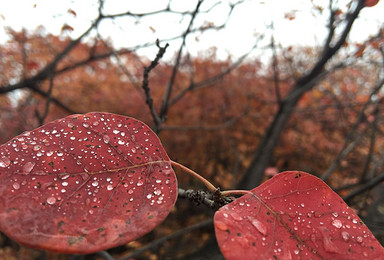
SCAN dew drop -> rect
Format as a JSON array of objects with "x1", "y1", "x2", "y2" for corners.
[
  {"x1": 128, "y1": 189, "x2": 134, "y2": 194},
  {"x1": 0, "y1": 156, "x2": 11, "y2": 167},
  {"x1": 12, "y1": 183, "x2": 20, "y2": 190},
  {"x1": 107, "y1": 184, "x2": 113, "y2": 190},
  {"x1": 88, "y1": 209, "x2": 94, "y2": 214},
  {"x1": 113, "y1": 130, "x2": 120, "y2": 134},
  {"x1": 62, "y1": 181, "x2": 68, "y2": 187},
  {"x1": 57, "y1": 151, "x2": 63, "y2": 157},
  {"x1": 47, "y1": 197, "x2": 56, "y2": 205},
  {"x1": 215, "y1": 220, "x2": 228, "y2": 231},
  {"x1": 131, "y1": 148, "x2": 136, "y2": 153},
  {"x1": 154, "y1": 189, "x2": 161, "y2": 196},
  {"x1": 250, "y1": 217, "x2": 268, "y2": 236},
  {"x1": 60, "y1": 174, "x2": 70, "y2": 180},
  {"x1": 332, "y1": 219, "x2": 343, "y2": 229},
  {"x1": 118, "y1": 140, "x2": 125, "y2": 145},
  {"x1": 46, "y1": 150, "x2": 54, "y2": 157},
  {"x1": 103, "y1": 135, "x2": 110, "y2": 143},
  {"x1": 341, "y1": 231, "x2": 350, "y2": 241},
  {"x1": 70, "y1": 136, "x2": 76, "y2": 140},
  {"x1": 93, "y1": 121, "x2": 99, "y2": 126},
  {"x1": 92, "y1": 181, "x2": 98, "y2": 187},
  {"x1": 146, "y1": 194, "x2": 152, "y2": 199},
  {"x1": 137, "y1": 180, "x2": 144, "y2": 186},
  {"x1": 356, "y1": 236, "x2": 363, "y2": 243},
  {"x1": 82, "y1": 123, "x2": 89, "y2": 128},
  {"x1": 22, "y1": 162, "x2": 35, "y2": 174},
  {"x1": 33, "y1": 145, "x2": 41, "y2": 151}
]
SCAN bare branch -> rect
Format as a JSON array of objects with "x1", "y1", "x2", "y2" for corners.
[
  {"x1": 142, "y1": 40, "x2": 169, "y2": 131},
  {"x1": 119, "y1": 219, "x2": 213, "y2": 260},
  {"x1": 35, "y1": 73, "x2": 55, "y2": 126},
  {"x1": 343, "y1": 172, "x2": 384, "y2": 204},
  {"x1": 321, "y1": 76, "x2": 384, "y2": 180},
  {"x1": 159, "y1": 0, "x2": 204, "y2": 121}
]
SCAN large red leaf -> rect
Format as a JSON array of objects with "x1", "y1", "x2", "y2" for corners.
[
  {"x1": 214, "y1": 171, "x2": 384, "y2": 259},
  {"x1": 0, "y1": 112, "x2": 177, "y2": 254}
]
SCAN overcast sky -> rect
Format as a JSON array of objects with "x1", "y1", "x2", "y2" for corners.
[{"x1": 0, "y1": 0, "x2": 383, "y2": 59}]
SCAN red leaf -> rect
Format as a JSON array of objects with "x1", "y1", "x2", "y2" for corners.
[
  {"x1": 0, "y1": 112, "x2": 177, "y2": 254},
  {"x1": 364, "y1": 0, "x2": 380, "y2": 7},
  {"x1": 68, "y1": 9, "x2": 77, "y2": 17},
  {"x1": 214, "y1": 171, "x2": 384, "y2": 259},
  {"x1": 61, "y1": 24, "x2": 74, "y2": 33}
]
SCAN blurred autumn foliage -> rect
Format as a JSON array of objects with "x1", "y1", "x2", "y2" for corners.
[{"x1": 0, "y1": 0, "x2": 384, "y2": 258}]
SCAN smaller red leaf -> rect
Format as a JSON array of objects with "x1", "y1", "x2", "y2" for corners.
[{"x1": 214, "y1": 171, "x2": 384, "y2": 259}]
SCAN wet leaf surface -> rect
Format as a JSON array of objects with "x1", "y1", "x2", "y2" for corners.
[
  {"x1": 214, "y1": 171, "x2": 384, "y2": 259},
  {"x1": 0, "y1": 112, "x2": 177, "y2": 254}
]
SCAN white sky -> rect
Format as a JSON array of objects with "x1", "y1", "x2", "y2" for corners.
[{"x1": 0, "y1": 0, "x2": 383, "y2": 60}]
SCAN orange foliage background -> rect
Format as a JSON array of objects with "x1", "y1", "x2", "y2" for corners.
[{"x1": 0, "y1": 28, "x2": 383, "y2": 258}]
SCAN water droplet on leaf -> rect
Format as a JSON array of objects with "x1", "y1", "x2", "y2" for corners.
[
  {"x1": 0, "y1": 156, "x2": 11, "y2": 167},
  {"x1": 215, "y1": 220, "x2": 228, "y2": 231},
  {"x1": 12, "y1": 182, "x2": 20, "y2": 190},
  {"x1": 249, "y1": 217, "x2": 267, "y2": 236},
  {"x1": 332, "y1": 219, "x2": 343, "y2": 229},
  {"x1": 22, "y1": 162, "x2": 35, "y2": 174},
  {"x1": 341, "y1": 231, "x2": 350, "y2": 241},
  {"x1": 47, "y1": 197, "x2": 57, "y2": 205},
  {"x1": 103, "y1": 135, "x2": 110, "y2": 143}
]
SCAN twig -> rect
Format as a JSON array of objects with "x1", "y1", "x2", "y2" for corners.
[
  {"x1": 119, "y1": 219, "x2": 213, "y2": 260},
  {"x1": 95, "y1": 251, "x2": 115, "y2": 260},
  {"x1": 159, "y1": 0, "x2": 204, "y2": 121},
  {"x1": 321, "y1": 76, "x2": 384, "y2": 180},
  {"x1": 270, "y1": 30, "x2": 282, "y2": 104},
  {"x1": 162, "y1": 111, "x2": 247, "y2": 131},
  {"x1": 343, "y1": 172, "x2": 384, "y2": 203},
  {"x1": 35, "y1": 72, "x2": 55, "y2": 126},
  {"x1": 168, "y1": 39, "x2": 260, "y2": 107},
  {"x1": 142, "y1": 40, "x2": 169, "y2": 131}
]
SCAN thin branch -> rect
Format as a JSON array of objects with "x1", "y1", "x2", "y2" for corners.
[
  {"x1": 35, "y1": 72, "x2": 55, "y2": 126},
  {"x1": 141, "y1": 40, "x2": 169, "y2": 131},
  {"x1": 118, "y1": 219, "x2": 213, "y2": 260},
  {"x1": 270, "y1": 29, "x2": 282, "y2": 104},
  {"x1": 162, "y1": 111, "x2": 247, "y2": 131},
  {"x1": 343, "y1": 172, "x2": 384, "y2": 203},
  {"x1": 177, "y1": 188, "x2": 232, "y2": 209},
  {"x1": 321, "y1": 76, "x2": 384, "y2": 180},
  {"x1": 359, "y1": 106, "x2": 379, "y2": 182},
  {"x1": 159, "y1": 0, "x2": 204, "y2": 120},
  {"x1": 169, "y1": 39, "x2": 260, "y2": 107},
  {"x1": 95, "y1": 251, "x2": 115, "y2": 260}
]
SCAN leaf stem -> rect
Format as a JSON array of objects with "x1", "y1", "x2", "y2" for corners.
[
  {"x1": 220, "y1": 190, "x2": 253, "y2": 197},
  {"x1": 170, "y1": 160, "x2": 217, "y2": 192}
]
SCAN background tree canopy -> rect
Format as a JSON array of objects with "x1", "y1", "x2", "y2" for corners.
[{"x1": 0, "y1": 0, "x2": 383, "y2": 259}]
